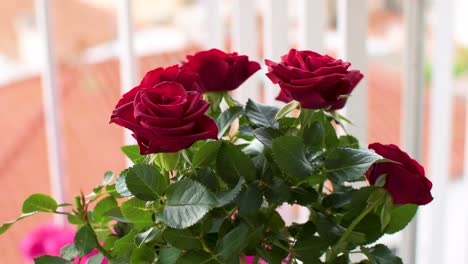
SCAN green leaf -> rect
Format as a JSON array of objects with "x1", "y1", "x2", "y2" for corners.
[
  {"x1": 113, "y1": 230, "x2": 137, "y2": 256},
  {"x1": 159, "y1": 247, "x2": 182, "y2": 264},
  {"x1": 275, "y1": 100, "x2": 299, "y2": 120},
  {"x1": 116, "y1": 170, "x2": 132, "y2": 197},
  {"x1": 216, "y1": 105, "x2": 244, "y2": 137},
  {"x1": 205, "y1": 92, "x2": 224, "y2": 118},
  {"x1": 86, "y1": 253, "x2": 104, "y2": 264},
  {"x1": 0, "y1": 212, "x2": 37, "y2": 235},
  {"x1": 108, "y1": 254, "x2": 131, "y2": 264},
  {"x1": 364, "y1": 244, "x2": 403, "y2": 264},
  {"x1": 104, "y1": 207, "x2": 129, "y2": 223},
  {"x1": 384, "y1": 204, "x2": 418, "y2": 234},
  {"x1": 60, "y1": 244, "x2": 80, "y2": 261},
  {"x1": 159, "y1": 152, "x2": 180, "y2": 171},
  {"x1": 34, "y1": 255, "x2": 72, "y2": 264},
  {"x1": 93, "y1": 196, "x2": 118, "y2": 223},
  {"x1": 162, "y1": 179, "x2": 219, "y2": 229},
  {"x1": 102, "y1": 171, "x2": 115, "y2": 186},
  {"x1": 74, "y1": 225, "x2": 98, "y2": 255},
  {"x1": 120, "y1": 198, "x2": 153, "y2": 225},
  {"x1": 245, "y1": 99, "x2": 279, "y2": 128},
  {"x1": 253, "y1": 127, "x2": 283, "y2": 148},
  {"x1": 134, "y1": 227, "x2": 161, "y2": 247},
  {"x1": 293, "y1": 235, "x2": 328, "y2": 262},
  {"x1": 314, "y1": 211, "x2": 347, "y2": 245},
  {"x1": 323, "y1": 120, "x2": 339, "y2": 148},
  {"x1": 216, "y1": 178, "x2": 245, "y2": 206},
  {"x1": 125, "y1": 164, "x2": 168, "y2": 201},
  {"x1": 163, "y1": 228, "x2": 202, "y2": 250},
  {"x1": 216, "y1": 142, "x2": 256, "y2": 185},
  {"x1": 272, "y1": 136, "x2": 312, "y2": 178},
  {"x1": 67, "y1": 214, "x2": 84, "y2": 225},
  {"x1": 22, "y1": 193, "x2": 58, "y2": 213},
  {"x1": 302, "y1": 121, "x2": 325, "y2": 152},
  {"x1": 380, "y1": 193, "x2": 393, "y2": 230},
  {"x1": 265, "y1": 177, "x2": 290, "y2": 204},
  {"x1": 324, "y1": 148, "x2": 382, "y2": 184},
  {"x1": 121, "y1": 145, "x2": 145, "y2": 164},
  {"x1": 175, "y1": 251, "x2": 215, "y2": 264},
  {"x1": 216, "y1": 223, "x2": 249, "y2": 261},
  {"x1": 192, "y1": 141, "x2": 222, "y2": 168},
  {"x1": 130, "y1": 245, "x2": 156, "y2": 264},
  {"x1": 238, "y1": 184, "x2": 262, "y2": 216},
  {"x1": 375, "y1": 174, "x2": 387, "y2": 187},
  {"x1": 338, "y1": 135, "x2": 359, "y2": 149},
  {"x1": 353, "y1": 213, "x2": 383, "y2": 245}
]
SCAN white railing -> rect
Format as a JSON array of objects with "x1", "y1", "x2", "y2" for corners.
[
  {"x1": 34, "y1": 1, "x2": 457, "y2": 264},
  {"x1": 35, "y1": 0, "x2": 65, "y2": 226}
]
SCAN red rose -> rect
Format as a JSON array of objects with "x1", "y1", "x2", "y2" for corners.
[
  {"x1": 366, "y1": 143, "x2": 433, "y2": 205},
  {"x1": 139, "y1": 64, "x2": 203, "y2": 92},
  {"x1": 183, "y1": 49, "x2": 261, "y2": 92},
  {"x1": 265, "y1": 49, "x2": 363, "y2": 110},
  {"x1": 110, "y1": 66, "x2": 218, "y2": 154}
]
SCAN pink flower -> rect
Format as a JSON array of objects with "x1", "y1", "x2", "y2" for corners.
[
  {"x1": 21, "y1": 223, "x2": 107, "y2": 263},
  {"x1": 20, "y1": 223, "x2": 75, "y2": 261},
  {"x1": 243, "y1": 256, "x2": 268, "y2": 264}
]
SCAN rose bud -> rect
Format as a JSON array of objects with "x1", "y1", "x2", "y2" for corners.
[
  {"x1": 366, "y1": 143, "x2": 433, "y2": 205},
  {"x1": 183, "y1": 49, "x2": 261, "y2": 92},
  {"x1": 265, "y1": 49, "x2": 363, "y2": 110}
]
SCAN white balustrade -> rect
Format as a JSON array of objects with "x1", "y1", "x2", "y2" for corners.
[
  {"x1": 337, "y1": 0, "x2": 368, "y2": 144},
  {"x1": 400, "y1": 1, "x2": 426, "y2": 264},
  {"x1": 426, "y1": 0, "x2": 455, "y2": 263},
  {"x1": 35, "y1": 0, "x2": 66, "y2": 226},
  {"x1": 117, "y1": 0, "x2": 138, "y2": 150}
]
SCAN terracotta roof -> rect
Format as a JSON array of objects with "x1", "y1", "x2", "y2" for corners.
[
  {"x1": 0, "y1": 47, "x2": 465, "y2": 263},
  {"x1": 0, "y1": 0, "x2": 115, "y2": 61}
]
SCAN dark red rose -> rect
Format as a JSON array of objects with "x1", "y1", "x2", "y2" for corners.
[
  {"x1": 366, "y1": 143, "x2": 433, "y2": 205},
  {"x1": 265, "y1": 49, "x2": 363, "y2": 110},
  {"x1": 110, "y1": 66, "x2": 218, "y2": 154},
  {"x1": 183, "y1": 49, "x2": 261, "y2": 92},
  {"x1": 139, "y1": 64, "x2": 203, "y2": 92}
]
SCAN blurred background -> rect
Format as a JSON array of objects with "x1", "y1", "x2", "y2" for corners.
[{"x1": 0, "y1": 0, "x2": 467, "y2": 263}]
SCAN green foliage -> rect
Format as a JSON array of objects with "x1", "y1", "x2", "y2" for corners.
[
  {"x1": 216, "y1": 223, "x2": 249, "y2": 261},
  {"x1": 245, "y1": 99, "x2": 279, "y2": 127},
  {"x1": 1, "y1": 99, "x2": 422, "y2": 263},
  {"x1": 384, "y1": 204, "x2": 418, "y2": 234},
  {"x1": 216, "y1": 105, "x2": 244, "y2": 137},
  {"x1": 324, "y1": 148, "x2": 382, "y2": 184},
  {"x1": 362, "y1": 244, "x2": 403, "y2": 264},
  {"x1": 216, "y1": 142, "x2": 256, "y2": 185},
  {"x1": 192, "y1": 141, "x2": 222, "y2": 168},
  {"x1": 120, "y1": 198, "x2": 153, "y2": 225},
  {"x1": 162, "y1": 179, "x2": 219, "y2": 228},
  {"x1": 34, "y1": 255, "x2": 71, "y2": 264},
  {"x1": 75, "y1": 225, "x2": 98, "y2": 255},
  {"x1": 125, "y1": 164, "x2": 168, "y2": 201},
  {"x1": 272, "y1": 136, "x2": 312, "y2": 177},
  {"x1": 22, "y1": 193, "x2": 58, "y2": 213},
  {"x1": 121, "y1": 145, "x2": 145, "y2": 164},
  {"x1": 275, "y1": 100, "x2": 299, "y2": 120}
]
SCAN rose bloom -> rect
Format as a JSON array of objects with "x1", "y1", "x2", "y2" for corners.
[
  {"x1": 265, "y1": 49, "x2": 363, "y2": 110},
  {"x1": 183, "y1": 49, "x2": 261, "y2": 92},
  {"x1": 110, "y1": 65, "x2": 218, "y2": 154},
  {"x1": 366, "y1": 143, "x2": 433, "y2": 205},
  {"x1": 20, "y1": 223, "x2": 106, "y2": 263}
]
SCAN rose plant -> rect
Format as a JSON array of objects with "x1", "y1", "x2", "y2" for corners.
[{"x1": 1, "y1": 48, "x2": 432, "y2": 264}]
